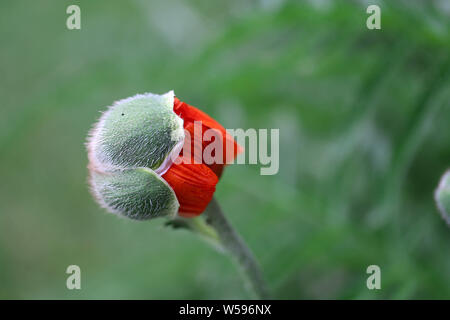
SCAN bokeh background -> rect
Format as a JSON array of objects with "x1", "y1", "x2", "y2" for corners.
[{"x1": 1, "y1": 0, "x2": 450, "y2": 299}]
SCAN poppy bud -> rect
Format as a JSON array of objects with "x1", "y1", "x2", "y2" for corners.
[
  {"x1": 435, "y1": 170, "x2": 450, "y2": 226},
  {"x1": 87, "y1": 91, "x2": 242, "y2": 220}
]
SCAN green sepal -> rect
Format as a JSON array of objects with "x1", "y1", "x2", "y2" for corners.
[
  {"x1": 90, "y1": 167, "x2": 179, "y2": 220},
  {"x1": 90, "y1": 91, "x2": 184, "y2": 171}
]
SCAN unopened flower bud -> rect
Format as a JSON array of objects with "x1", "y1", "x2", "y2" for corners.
[{"x1": 87, "y1": 91, "x2": 242, "y2": 220}]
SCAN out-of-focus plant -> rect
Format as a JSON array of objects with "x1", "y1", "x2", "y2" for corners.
[{"x1": 435, "y1": 170, "x2": 450, "y2": 227}]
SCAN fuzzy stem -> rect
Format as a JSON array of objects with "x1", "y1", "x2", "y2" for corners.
[{"x1": 204, "y1": 197, "x2": 270, "y2": 299}]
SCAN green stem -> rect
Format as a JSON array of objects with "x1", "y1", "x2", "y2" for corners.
[
  {"x1": 203, "y1": 197, "x2": 270, "y2": 299},
  {"x1": 165, "y1": 215, "x2": 222, "y2": 250}
]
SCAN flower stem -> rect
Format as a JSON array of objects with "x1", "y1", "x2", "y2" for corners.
[{"x1": 204, "y1": 197, "x2": 270, "y2": 299}]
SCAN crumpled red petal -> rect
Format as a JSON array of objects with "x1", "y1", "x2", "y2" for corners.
[
  {"x1": 174, "y1": 97, "x2": 243, "y2": 178},
  {"x1": 162, "y1": 156, "x2": 218, "y2": 217}
]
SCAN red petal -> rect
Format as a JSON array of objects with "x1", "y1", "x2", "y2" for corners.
[
  {"x1": 174, "y1": 98, "x2": 222, "y2": 130},
  {"x1": 162, "y1": 156, "x2": 218, "y2": 217},
  {"x1": 174, "y1": 97, "x2": 243, "y2": 177}
]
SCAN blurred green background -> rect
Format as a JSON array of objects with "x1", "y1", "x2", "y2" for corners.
[{"x1": 1, "y1": 0, "x2": 450, "y2": 299}]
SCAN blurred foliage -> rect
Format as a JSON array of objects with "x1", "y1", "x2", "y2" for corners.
[{"x1": 0, "y1": 0, "x2": 449, "y2": 299}]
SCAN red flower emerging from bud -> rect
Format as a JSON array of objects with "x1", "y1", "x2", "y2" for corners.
[{"x1": 162, "y1": 98, "x2": 242, "y2": 217}]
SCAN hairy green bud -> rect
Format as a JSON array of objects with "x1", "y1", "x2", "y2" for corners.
[{"x1": 87, "y1": 91, "x2": 184, "y2": 220}]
